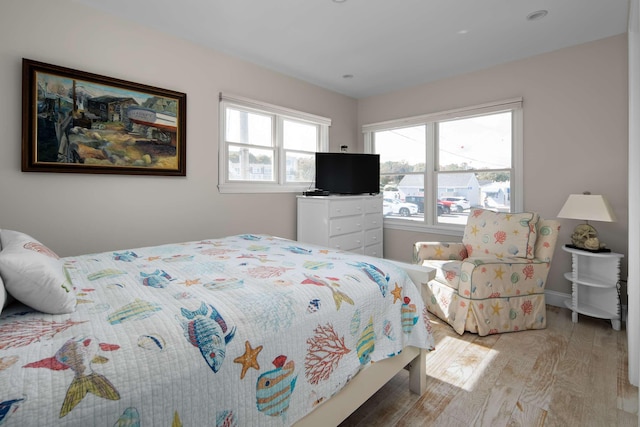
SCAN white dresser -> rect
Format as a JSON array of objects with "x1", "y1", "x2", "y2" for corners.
[{"x1": 297, "y1": 194, "x2": 383, "y2": 257}]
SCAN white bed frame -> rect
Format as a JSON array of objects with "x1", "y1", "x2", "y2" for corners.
[
  {"x1": 295, "y1": 261, "x2": 435, "y2": 426},
  {"x1": 295, "y1": 346, "x2": 425, "y2": 426}
]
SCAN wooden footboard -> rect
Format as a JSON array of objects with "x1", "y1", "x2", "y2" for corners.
[{"x1": 294, "y1": 346, "x2": 426, "y2": 426}]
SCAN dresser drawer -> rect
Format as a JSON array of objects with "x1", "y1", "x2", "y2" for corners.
[
  {"x1": 328, "y1": 232, "x2": 364, "y2": 252},
  {"x1": 365, "y1": 243, "x2": 383, "y2": 258},
  {"x1": 365, "y1": 196, "x2": 383, "y2": 214},
  {"x1": 365, "y1": 228, "x2": 382, "y2": 247},
  {"x1": 364, "y1": 213, "x2": 382, "y2": 230},
  {"x1": 329, "y1": 199, "x2": 364, "y2": 218},
  {"x1": 329, "y1": 216, "x2": 363, "y2": 237}
]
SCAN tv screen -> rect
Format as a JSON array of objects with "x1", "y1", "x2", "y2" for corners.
[{"x1": 315, "y1": 152, "x2": 380, "y2": 195}]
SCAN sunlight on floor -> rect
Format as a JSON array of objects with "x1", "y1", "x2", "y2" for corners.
[
  {"x1": 425, "y1": 334, "x2": 500, "y2": 392},
  {"x1": 458, "y1": 346, "x2": 499, "y2": 392}
]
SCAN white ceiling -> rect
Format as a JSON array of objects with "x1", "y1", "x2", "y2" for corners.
[{"x1": 74, "y1": 0, "x2": 629, "y2": 99}]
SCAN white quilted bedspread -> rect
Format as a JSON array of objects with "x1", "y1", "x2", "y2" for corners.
[{"x1": 0, "y1": 234, "x2": 434, "y2": 426}]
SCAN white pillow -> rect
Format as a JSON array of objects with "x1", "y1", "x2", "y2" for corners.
[
  {"x1": 0, "y1": 230, "x2": 4, "y2": 314},
  {"x1": 0, "y1": 230, "x2": 76, "y2": 314},
  {"x1": 0, "y1": 275, "x2": 6, "y2": 315}
]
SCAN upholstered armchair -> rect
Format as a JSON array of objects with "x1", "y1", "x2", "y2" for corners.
[{"x1": 414, "y1": 209, "x2": 560, "y2": 336}]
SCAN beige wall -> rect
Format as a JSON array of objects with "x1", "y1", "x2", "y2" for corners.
[
  {"x1": 359, "y1": 35, "x2": 629, "y2": 296},
  {"x1": 0, "y1": 0, "x2": 357, "y2": 257}
]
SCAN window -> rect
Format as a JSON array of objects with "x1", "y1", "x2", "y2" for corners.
[
  {"x1": 364, "y1": 98, "x2": 523, "y2": 234},
  {"x1": 219, "y1": 93, "x2": 330, "y2": 193}
]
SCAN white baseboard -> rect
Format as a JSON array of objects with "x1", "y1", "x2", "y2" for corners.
[{"x1": 545, "y1": 289, "x2": 570, "y2": 308}]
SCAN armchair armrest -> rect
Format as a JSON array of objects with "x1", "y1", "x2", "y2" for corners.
[{"x1": 413, "y1": 241, "x2": 467, "y2": 263}]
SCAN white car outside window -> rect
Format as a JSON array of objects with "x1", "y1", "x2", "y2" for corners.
[
  {"x1": 383, "y1": 198, "x2": 418, "y2": 217},
  {"x1": 383, "y1": 201, "x2": 393, "y2": 216}
]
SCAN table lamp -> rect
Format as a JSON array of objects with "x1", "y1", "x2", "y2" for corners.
[{"x1": 557, "y1": 192, "x2": 616, "y2": 251}]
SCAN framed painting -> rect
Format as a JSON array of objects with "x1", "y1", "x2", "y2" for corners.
[{"x1": 21, "y1": 59, "x2": 187, "y2": 176}]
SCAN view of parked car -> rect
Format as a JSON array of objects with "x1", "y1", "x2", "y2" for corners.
[
  {"x1": 383, "y1": 198, "x2": 418, "y2": 217},
  {"x1": 383, "y1": 200, "x2": 393, "y2": 216},
  {"x1": 403, "y1": 196, "x2": 451, "y2": 216},
  {"x1": 404, "y1": 196, "x2": 424, "y2": 213},
  {"x1": 437, "y1": 201, "x2": 450, "y2": 216},
  {"x1": 438, "y1": 198, "x2": 456, "y2": 211},
  {"x1": 441, "y1": 196, "x2": 471, "y2": 212}
]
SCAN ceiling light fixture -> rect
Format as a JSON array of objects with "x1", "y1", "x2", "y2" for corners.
[
  {"x1": 332, "y1": 0, "x2": 347, "y2": 3},
  {"x1": 342, "y1": 74, "x2": 354, "y2": 79},
  {"x1": 527, "y1": 10, "x2": 548, "y2": 21}
]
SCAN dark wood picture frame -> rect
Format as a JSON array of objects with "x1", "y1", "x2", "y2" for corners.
[{"x1": 22, "y1": 59, "x2": 187, "y2": 176}]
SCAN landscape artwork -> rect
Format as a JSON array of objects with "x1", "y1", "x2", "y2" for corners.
[{"x1": 22, "y1": 59, "x2": 186, "y2": 176}]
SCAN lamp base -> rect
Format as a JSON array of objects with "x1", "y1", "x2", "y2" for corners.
[
  {"x1": 570, "y1": 223, "x2": 601, "y2": 250},
  {"x1": 564, "y1": 244, "x2": 611, "y2": 253}
]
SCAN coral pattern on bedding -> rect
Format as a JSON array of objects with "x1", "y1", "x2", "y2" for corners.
[{"x1": 0, "y1": 234, "x2": 434, "y2": 426}]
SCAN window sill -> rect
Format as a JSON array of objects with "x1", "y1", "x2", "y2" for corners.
[
  {"x1": 383, "y1": 218, "x2": 464, "y2": 238},
  {"x1": 218, "y1": 183, "x2": 311, "y2": 194}
]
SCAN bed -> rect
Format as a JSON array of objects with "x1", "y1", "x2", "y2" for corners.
[{"x1": 0, "y1": 230, "x2": 435, "y2": 426}]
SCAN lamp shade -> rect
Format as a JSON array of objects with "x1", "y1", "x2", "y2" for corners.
[{"x1": 557, "y1": 194, "x2": 616, "y2": 222}]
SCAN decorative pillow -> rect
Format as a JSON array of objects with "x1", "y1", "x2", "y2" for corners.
[
  {"x1": 462, "y1": 209, "x2": 539, "y2": 259},
  {"x1": 0, "y1": 229, "x2": 4, "y2": 313},
  {"x1": 0, "y1": 230, "x2": 76, "y2": 314},
  {"x1": 0, "y1": 274, "x2": 6, "y2": 315}
]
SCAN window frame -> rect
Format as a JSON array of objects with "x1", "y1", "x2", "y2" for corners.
[
  {"x1": 363, "y1": 98, "x2": 523, "y2": 236},
  {"x1": 218, "y1": 93, "x2": 330, "y2": 193}
]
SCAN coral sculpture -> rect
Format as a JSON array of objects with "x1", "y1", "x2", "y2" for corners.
[{"x1": 570, "y1": 223, "x2": 598, "y2": 248}]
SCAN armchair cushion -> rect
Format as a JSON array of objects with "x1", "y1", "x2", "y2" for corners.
[
  {"x1": 463, "y1": 209, "x2": 539, "y2": 259},
  {"x1": 429, "y1": 256, "x2": 551, "y2": 299}
]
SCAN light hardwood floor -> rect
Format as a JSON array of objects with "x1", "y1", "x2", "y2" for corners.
[{"x1": 339, "y1": 305, "x2": 638, "y2": 426}]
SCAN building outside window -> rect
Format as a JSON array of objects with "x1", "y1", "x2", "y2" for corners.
[
  {"x1": 363, "y1": 98, "x2": 523, "y2": 234},
  {"x1": 219, "y1": 93, "x2": 330, "y2": 193}
]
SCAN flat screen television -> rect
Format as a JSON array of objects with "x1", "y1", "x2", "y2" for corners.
[{"x1": 315, "y1": 152, "x2": 380, "y2": 195}]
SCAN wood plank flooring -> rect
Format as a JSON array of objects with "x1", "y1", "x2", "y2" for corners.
[{"x1": 339, "y1": 306, "x2": 638, "y2": 426}]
